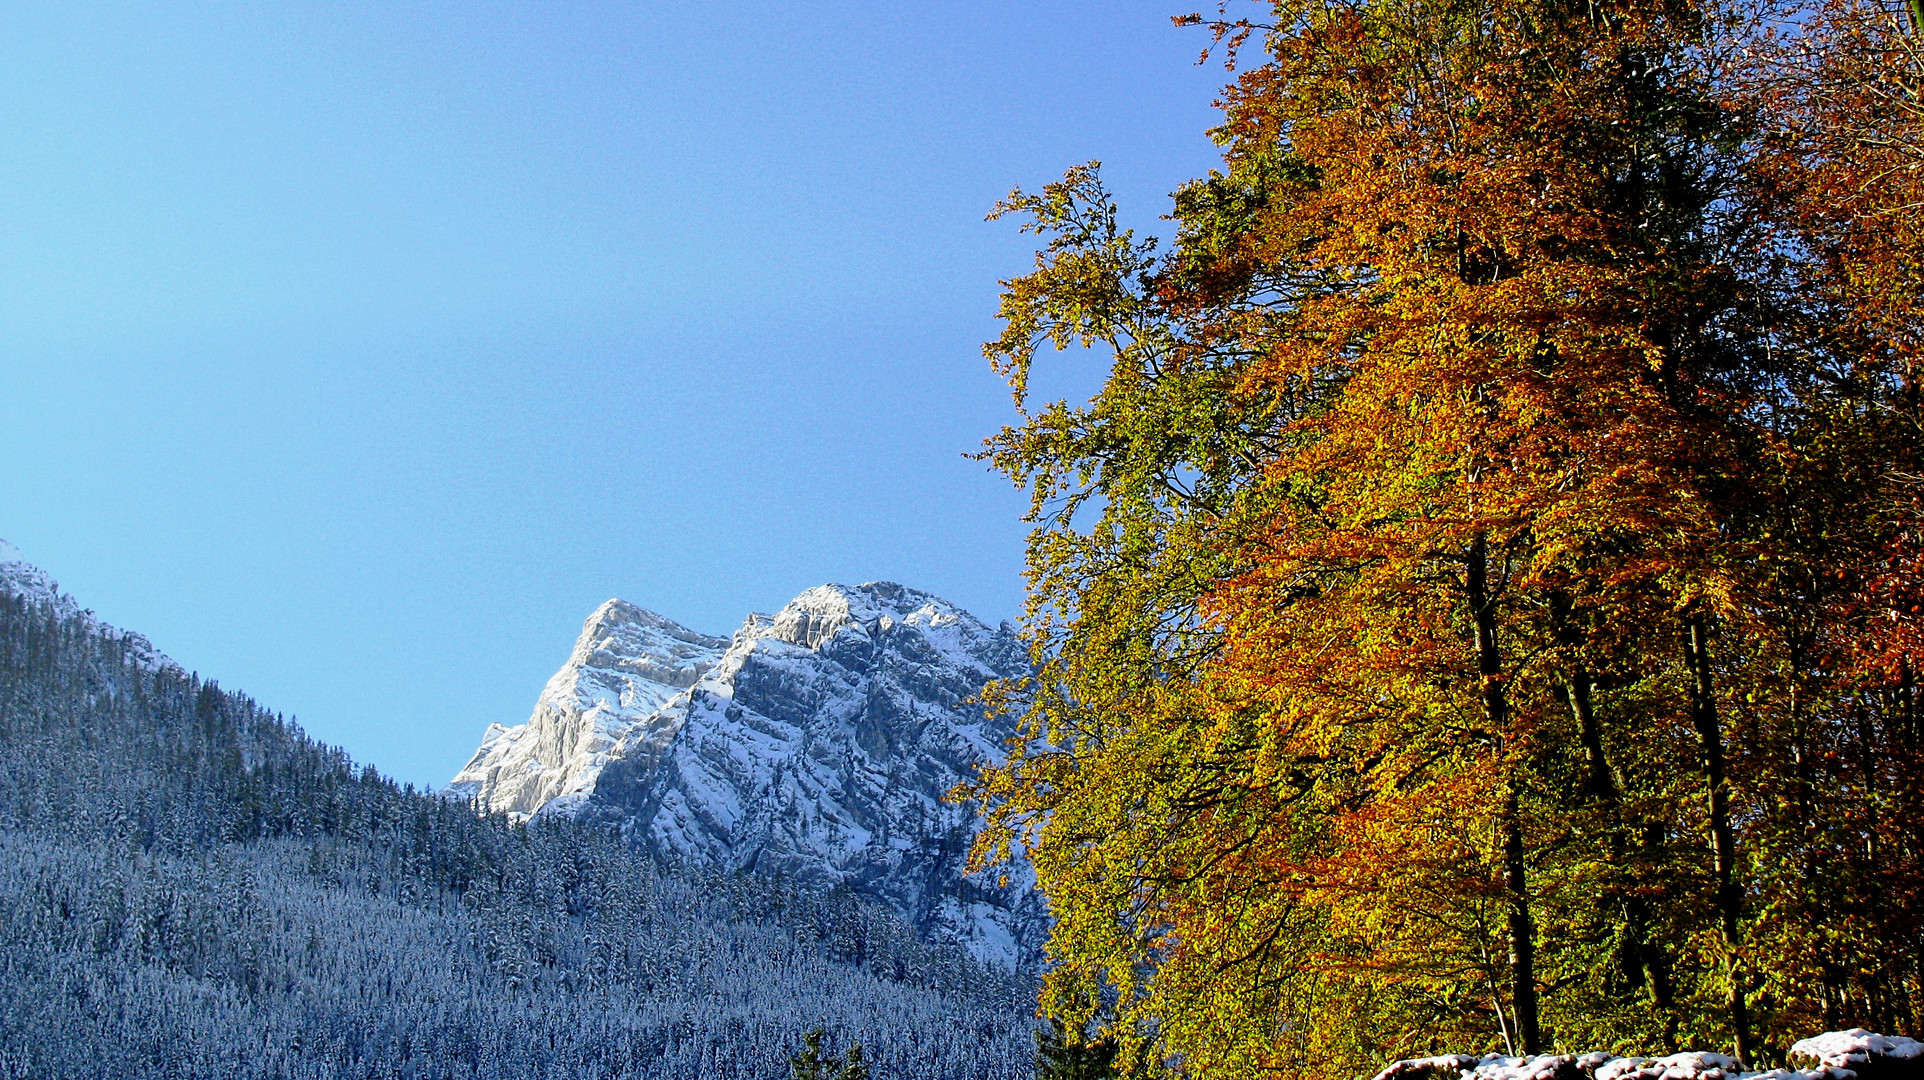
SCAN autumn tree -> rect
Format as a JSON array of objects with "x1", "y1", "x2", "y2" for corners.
[
  {"x1": 960, "y1": 0, "x2": 1924, "y2": 1071},
  {"x1": 1730, "y1": 0, "x2": 1924, "y2": 1036}
]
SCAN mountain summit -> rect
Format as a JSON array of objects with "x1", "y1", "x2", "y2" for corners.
[
  {"x1": 447, "y1": 600, "x2": 728, "y2": 818},
  {"x1": 0, "y1": 544, "x2": 1035, "y2": 1077},
  {"x1": 450, "y1": 582, "x2": 1047, "y2": 966},
  {"x1": 0, "y1": 539, "x2": 79, "y2": 620}
]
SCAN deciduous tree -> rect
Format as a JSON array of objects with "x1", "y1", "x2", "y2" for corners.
[{"x1": 964, "y1": 0, "x2": 1924, "y2": 1071}]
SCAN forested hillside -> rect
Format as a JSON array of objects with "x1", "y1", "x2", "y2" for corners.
[{"x1": 0, "y1": 589, "x2": 1036, "y2": 1079}]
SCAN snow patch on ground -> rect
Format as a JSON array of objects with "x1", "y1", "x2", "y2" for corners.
[
  {"x1": 1792, "y1": 1032, "x2": 1924, "y2": 1070},
  {"x1": 1377, "y1": 1032, "x2": 1920, "y2": 1080}
]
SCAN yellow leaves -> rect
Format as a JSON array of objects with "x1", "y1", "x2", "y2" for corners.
[{"x1": 982, "y1": 164, "x2": 1163, "y2": 411}]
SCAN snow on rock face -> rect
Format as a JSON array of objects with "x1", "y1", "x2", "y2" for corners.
[
  {"x1": 0, "y1": 539, "x2": 80, "y2": 620},
  {"x1": 448, "y1": 600, "x2": 727, "y2": 819},
  {"x1": 451, "y1": 582, "x2": 1046, "y2": 967},
  {"x1": 0, "y1": 540, "x2": 176, "y2": 673}
]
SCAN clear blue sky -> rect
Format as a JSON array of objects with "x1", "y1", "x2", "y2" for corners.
[{"x1": 0, "y1": 1, "x2": 1229, "y2": 788}]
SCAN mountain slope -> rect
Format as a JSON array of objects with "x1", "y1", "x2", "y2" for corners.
[
  {"x1": 454, "y1": 582, "x2": 1049, "y2": 966},
  {"x1": 0, "y1": 542, "x2": 1036, "y2": 1080},
  {"x1": 0, "y1": 539, "x2": 176, "y2": 673}
]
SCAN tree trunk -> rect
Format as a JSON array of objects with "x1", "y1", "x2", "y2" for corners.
[
  {"x1": 1500, "y1": 787, "x2": 1540, "y2": 1054},
  {"x1": 1469, "y1": 534, "x2": 1540, "y2": 1054},
  {"x1": 1568, "y1": 672, "x2": 1616, "y2": 802},
  {"x1": 1566, "y1": 671, "x2": 1674, "y2": 1014},
  {"x1": 1549, "y1": 590, "x2": 1674, "y2": 1019},
  {"x1": 1685, "y1": 614, "x2": 1751, "y2": 1064}
]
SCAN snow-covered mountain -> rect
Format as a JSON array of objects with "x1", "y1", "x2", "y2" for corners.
[
  {"x1": 447, "y1": 600, "x2": 729, "y2": 818},
  {"x1": 451, "y1": 582, "x2": 1048, "y2": 967},
  {"x1": 0, "y1": 540, "x2": 178, "y2": 673},
  {"x1": 0, "y1": 539, "x2": 77, "y2": 618}
]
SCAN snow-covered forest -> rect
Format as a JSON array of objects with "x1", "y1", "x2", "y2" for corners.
[{"x1": 0, "y1": 589, "x2": 1037, "y2": 1079}]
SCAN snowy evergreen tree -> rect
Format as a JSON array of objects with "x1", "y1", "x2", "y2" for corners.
[
  {"x1": 1034, "y1": 1019, "x2": 1121, "y2": 1080},
  {"x1": 790, "y1": 1028, "x2": 872, "y2": 1080}
]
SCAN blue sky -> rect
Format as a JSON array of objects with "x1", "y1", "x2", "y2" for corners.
[{"x1": 0, "y1": 1, "x2": 1230, "y2": 787}]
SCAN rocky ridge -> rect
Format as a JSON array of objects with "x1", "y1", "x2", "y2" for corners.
[
  {"x1": 451, "y1": 581, "x2": 1048, "y2": 967},
  {"x1": 0, "y1": 540, "x2": 177, "y2": 673},
  {"x1": 447, "y1": 600, "x2": 727, "y2": 818}
]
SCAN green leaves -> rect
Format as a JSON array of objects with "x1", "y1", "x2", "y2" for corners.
[
  {"x1": 985, "y1": 163, "x2": 1162, "y2": 409},
  {"x1": 789, "y1": 1029, "x2": 870, "y2": 1080},
  {"x1": 1036, "y1": 1018, "x2": 1127, "y2": 1080}
]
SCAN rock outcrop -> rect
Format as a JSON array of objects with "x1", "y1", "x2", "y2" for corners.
[
  {"x1": 0, "y1": 539, "x2": 177, "y2": 673},
  {"x1": 448, "y1": 600, "x2": 727, "y2": 818}
]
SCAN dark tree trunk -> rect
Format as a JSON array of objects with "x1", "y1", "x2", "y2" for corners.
[
  {"x1": 1566, "y1": 670, "x2": 1674, "y2": 1013},
  {"x1": 1685, "y1": 614, "x2": 1751, "y2": 1064},
  {"x1": 1548, "y1": 589, "x2": 1674, "y2": 1020},
  {"x1": 1567, "y1": 672, "x2": 1616, "y2": 802},
  {"x1": 1469, "y1": 534, "x2": 1540, "y2": 1054}
]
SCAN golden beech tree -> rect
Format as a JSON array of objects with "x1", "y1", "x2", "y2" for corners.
[
  {"x1": 965, "y1": 0, "x2": 1924, "y2": 1075},
  {"x1": 1734, "y1": 0, "x2": 1924, "y2": 1038}
]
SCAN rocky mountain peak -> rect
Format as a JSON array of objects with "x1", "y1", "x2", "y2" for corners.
[
  {"x1": 572, "y1": 599, "x2": 728, "y2": 690},
  {"x1": 452, "y1": 581, "x2": 1046, "y2": 966},
  {"x1": 758, "y1": 582, "x2": 983, "y2": 649},
  {"x1": 446, "y1": 599, "x2": 728, "y2": 819}
]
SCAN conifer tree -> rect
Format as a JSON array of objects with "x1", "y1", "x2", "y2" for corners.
[
  {"x1": 790, "y1": 1029, "x2": 872, "y2": 1080},
  {"x1": 1036, "y1": 1018, "x2": 1122, "y2": 1080}
]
